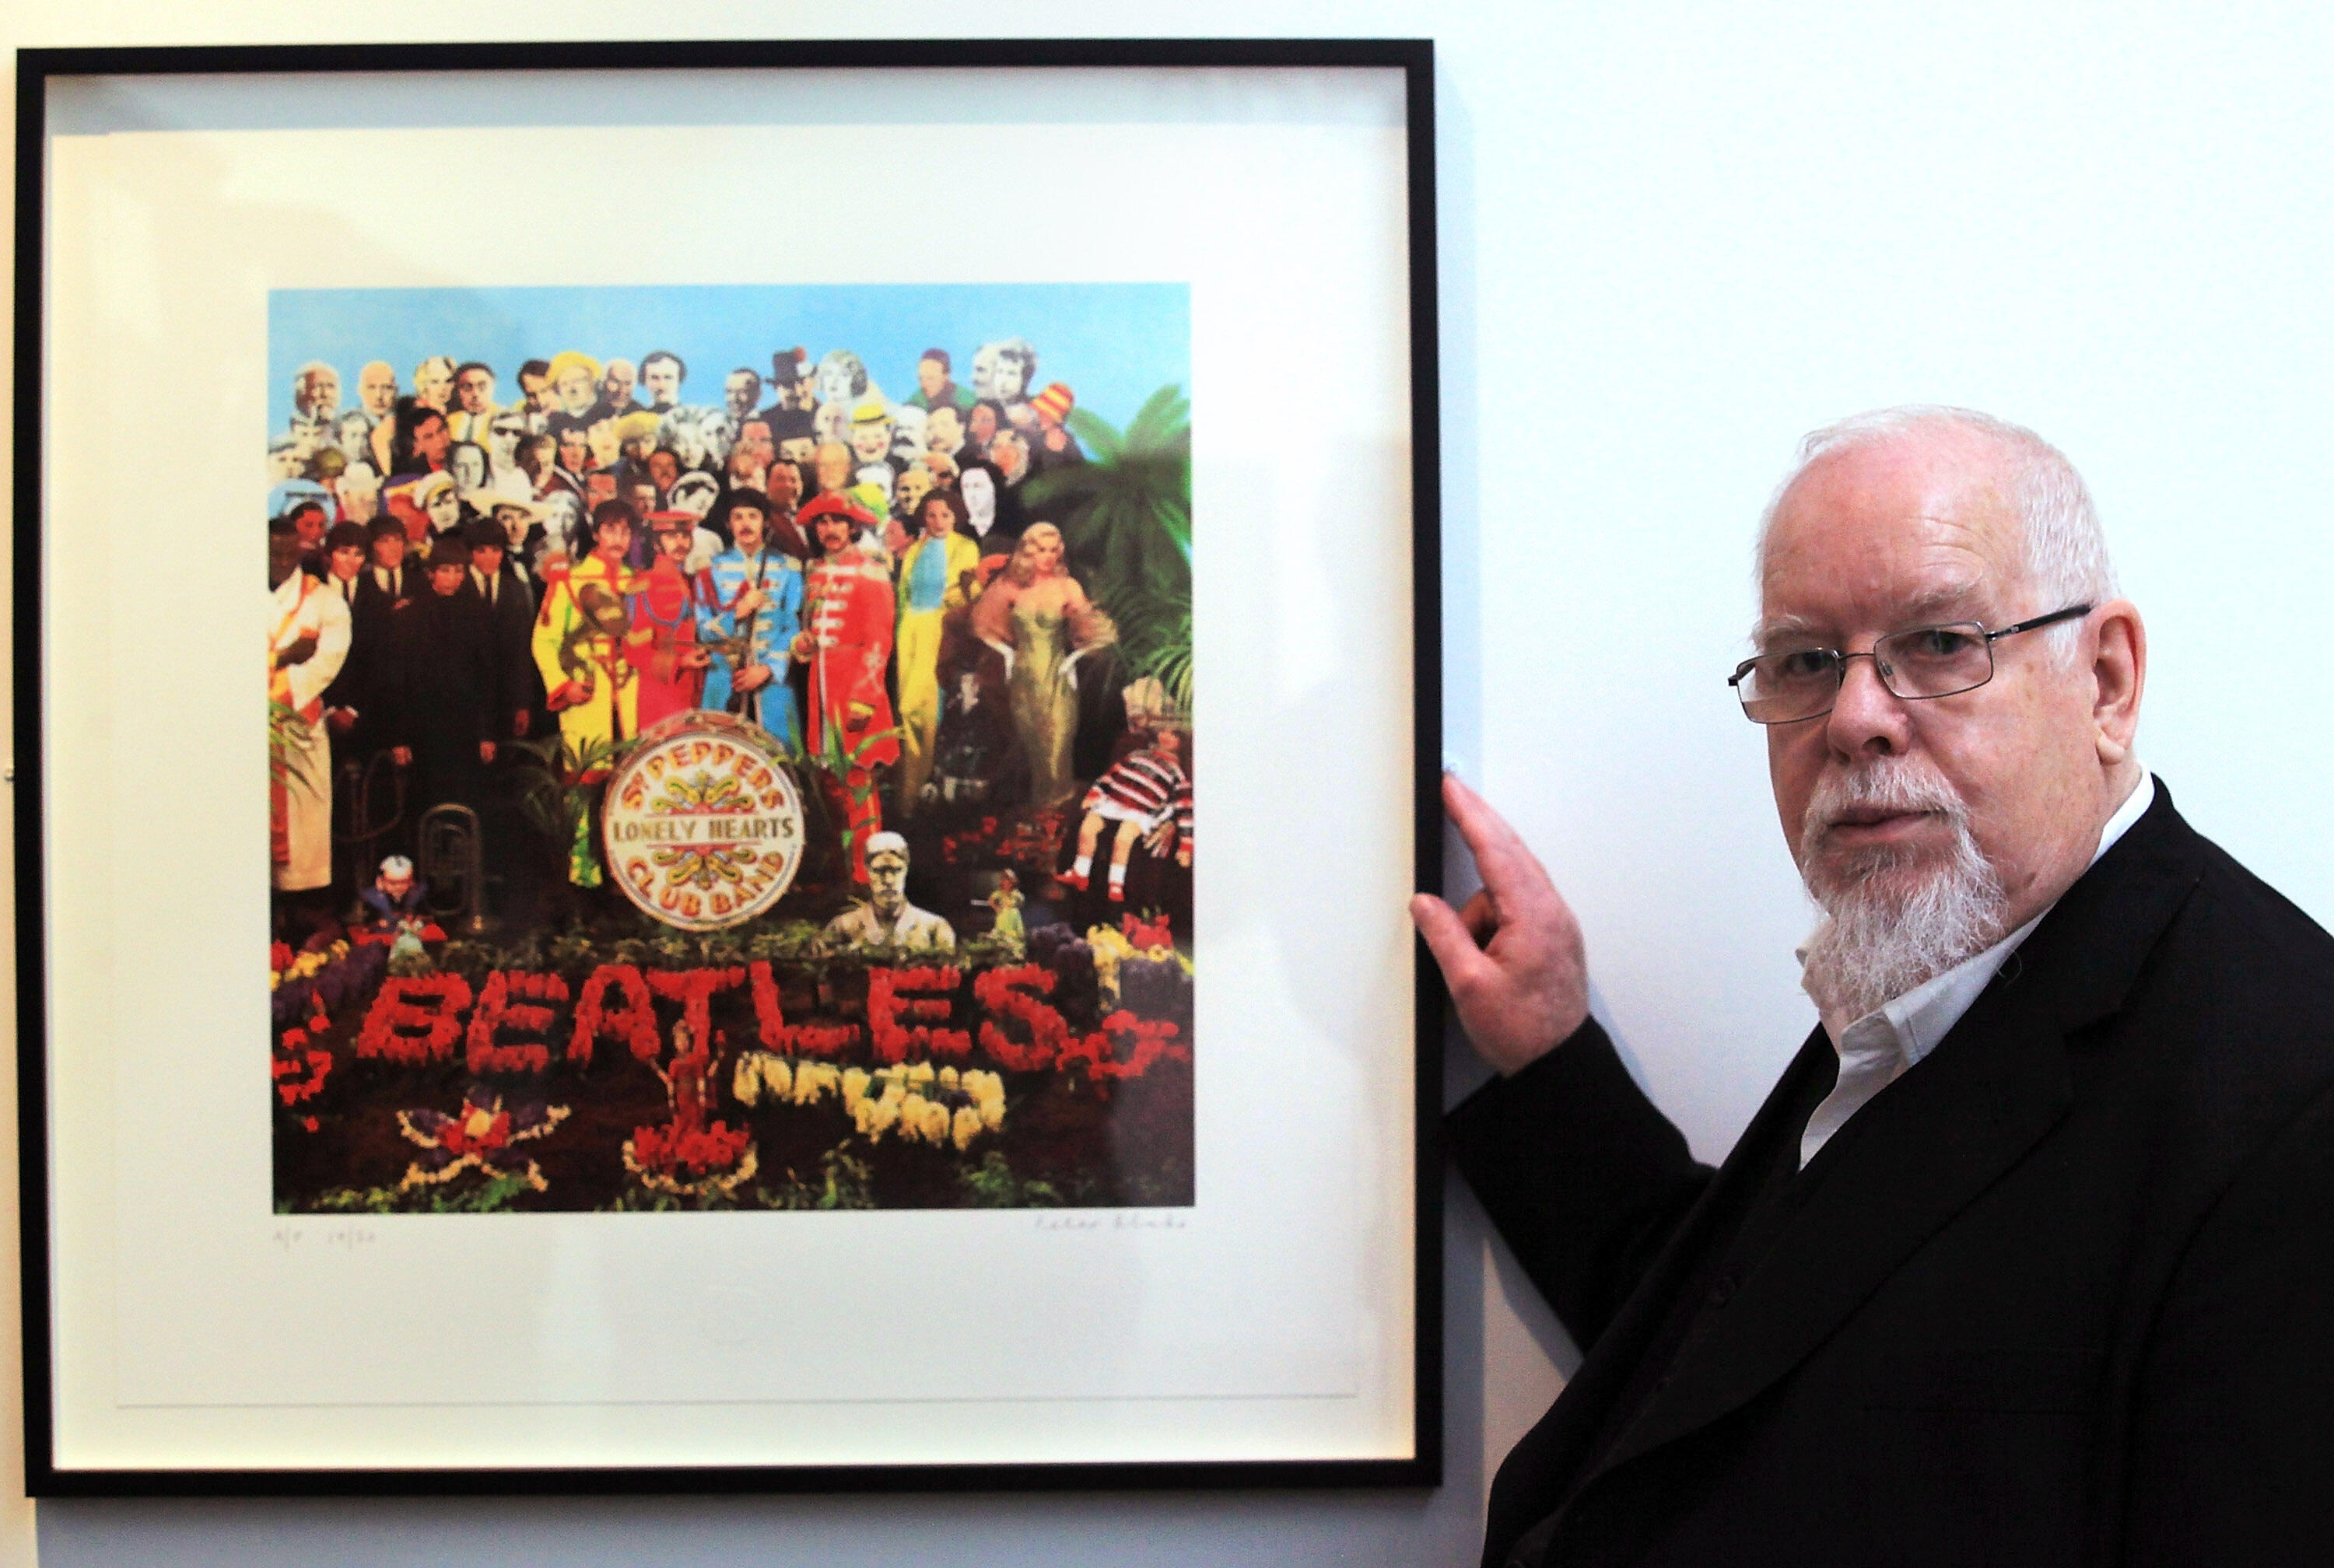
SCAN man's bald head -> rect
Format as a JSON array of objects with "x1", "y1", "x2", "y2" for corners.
[{"x1": 1758, "y1": 406, "x2": 2117, "y2": 658}]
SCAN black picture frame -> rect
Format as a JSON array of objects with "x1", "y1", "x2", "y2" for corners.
[{"x1": 14, "y1": 36, "x2": 1443, "y2": 1496}]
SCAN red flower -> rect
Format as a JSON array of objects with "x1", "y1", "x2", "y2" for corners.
[
  {"x1": 974, "y1": 964, "x2": 1071, "y2": 1071},
  {"x1": 439, "y1": 1108, "x2": 512, "y2": 1157},
  {"x1": 867, "y1": 965, "x2": 967, "y2": 1063},
  {"x1": 273, "y1": 1027, "x2": 333, "y2": 1110},
  {"x1": 569, "y1": 964, "x2": 659, "y2": 1066},
  {"x1": 750, "y1": 961, "x2": 861, "y2": 1057},
  {"x1": 629, "y1": 1118, "x2": 751, "y2": 1177},
  {"x1": 467, "y1": 970, "x2": 570, "y2": 1075},
  {"x1": 1055, "y1": 1011, "x2": 1188, "y2": 1082},
  {"x1": 355, "y1": 975, "x2": 474, "y2": 1065}
]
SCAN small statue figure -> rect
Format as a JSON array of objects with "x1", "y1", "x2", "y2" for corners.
[
  {"x1": 822, "y1": 832, "x2": 957, "y2": 951},
  {"x1": 358, "y1": 855, "x2": 426, "y2": 930},
  {"x1": 982, "y1": 869, "x2": 1026, "y2": 953}
]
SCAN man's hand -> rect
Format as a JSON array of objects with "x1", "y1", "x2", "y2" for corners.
[
  {"x1": 1409, "y1": 772, "x2": 1589, "y2": 1076},
  {"x1": 734, "y1": 665, "x2": 773, "y2": 694}
]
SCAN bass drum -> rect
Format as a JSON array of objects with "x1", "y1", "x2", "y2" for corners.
[{"x1": 600, "y1": 709, "x2": 808, "y2": 930}]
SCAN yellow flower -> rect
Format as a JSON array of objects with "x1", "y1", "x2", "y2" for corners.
[
  {"x1": 842, "y1": 1066, "x2": 871, "y2": 1109},
  {"x1": 762, "y1": 1055, "x2": 794, "y2": 1101},
  {"x1": 951, "y1": 1106, "x2": 983, "y2": 1151}
]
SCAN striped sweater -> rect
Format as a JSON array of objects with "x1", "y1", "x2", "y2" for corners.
[{"x1": 1084, "y1": 747, "x2": 1193, "y2": 852}]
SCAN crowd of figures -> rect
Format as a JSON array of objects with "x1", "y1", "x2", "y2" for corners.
[{"x1": 266, "y1": 338, "x2": 1193, "y2": 935}]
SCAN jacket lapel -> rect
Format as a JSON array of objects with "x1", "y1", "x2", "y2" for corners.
[{"x1": 1593, "y1": 787, "x2": 2206, "y2": 1478}]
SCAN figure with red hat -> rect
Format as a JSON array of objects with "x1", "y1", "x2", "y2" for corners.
[
  {"x1": 1030, "y1": 382, "x2": 1084, "y2": 467},
  {"x1": 792, "y1": 492, "x2": 899, "y2": 884}
]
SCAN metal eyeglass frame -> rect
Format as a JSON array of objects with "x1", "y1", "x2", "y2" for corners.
[{"x1": 1727, "y1": 603, "x2": 2095, "y2": 724}]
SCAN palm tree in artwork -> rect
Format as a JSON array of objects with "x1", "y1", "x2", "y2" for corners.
[{"x1": 1021, "y1": 384, "x2": 1193, "y2": 718}]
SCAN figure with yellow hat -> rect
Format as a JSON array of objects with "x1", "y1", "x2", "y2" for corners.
[{"x1": 545, "y1": 350, "x2": 602, "y2": 427}]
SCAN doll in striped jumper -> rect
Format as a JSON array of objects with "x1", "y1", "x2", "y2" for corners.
[{"x1": 1059, "y1": 727, "x2": 1192, "y2": 902}]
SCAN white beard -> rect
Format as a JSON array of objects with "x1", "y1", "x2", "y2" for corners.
[{"x1": 1796, "y1": 757, "x2": 2010, "y2": 1027}]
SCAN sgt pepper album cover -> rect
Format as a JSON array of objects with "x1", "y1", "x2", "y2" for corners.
[{"x1": 265, "y1": 282, "x2": 1197, "y2": 1213}]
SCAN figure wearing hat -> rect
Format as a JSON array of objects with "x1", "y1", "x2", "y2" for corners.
[
  {"x1": 845, "y1": 402, "x2": 905, "y2": 555},
  {"x1": 545, "y1": 350, "x2": 603, "y2": 429},
  {"x1": 531, "y1": 499, "x2": 642, "y2": 785},
  {"x1": 794, "y1": 492, "x2": 899, "y2": 884},
  {"x1": 699, "y1": 487, "x2": 805, "y2": 745},
  {"x1": 1030, "y1": 383, "x2": 1084, "y2": 467},
  {"x1": 625, "y1": 511, "x2": 715, "y2": 728}
]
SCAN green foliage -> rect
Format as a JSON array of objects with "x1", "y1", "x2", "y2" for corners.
[
  {"x1": 268, "y1": 700, "x2": 311, "y2": 787},
  {"x1": 759, "y1": 1143, "x2": 878, "y2": 1209},
  {"x1": 312, "y1": 1174, "x2": 534, "y2": 1214},
  {"x1": 1023, "y1": 385, "x2": 1194, "y2": 715},
  {"x1": 958, "y1": 1150, "x2": 1064, "y2": 1209},
  {"x1": 745, "y1": 919, "x2": 827, "y2": 964},
  {"x1": 804, "y1": 719, "x2": 906, "y2": 871},
  {"x1": 435, "y1": 934, "x2": 548, "y2": 982},
  {"x1": 545, "y1": 925, "x2": 601, "y2": 969},
  {"x1": 507, "y1": 732, "x2": 632, "y2": 846}
]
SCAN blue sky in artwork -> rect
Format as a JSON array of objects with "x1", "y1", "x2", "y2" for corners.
[{"x1": 268, "y1": 282, "x2": 1190, "y2": 433}]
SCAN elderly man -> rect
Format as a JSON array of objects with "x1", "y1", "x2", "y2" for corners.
[
  {"x1": 821, "y1": 832, "x2": 955, "y2": 951},
  {"x1": 1417, "y1": 407, "x2": 2334, "y2": 1566},
  {"x1": 288, "y1": 361, "x2": 340, "y2": 450}
]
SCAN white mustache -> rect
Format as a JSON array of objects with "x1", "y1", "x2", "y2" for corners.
[{"x1": 1796, "y1": 760, "x2": 1971, "y2": 871}]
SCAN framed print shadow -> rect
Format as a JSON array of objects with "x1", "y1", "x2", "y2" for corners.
[{"x1": 13, "y1": 38, "x2": 1442, "y2": 1495}]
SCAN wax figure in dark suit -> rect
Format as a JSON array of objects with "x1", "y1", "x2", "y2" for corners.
[
  {"x1": 1415, "y1": 407, "x2": 2334, "y2": 1567},
  {"x1": 387, "y1": 537, "x2": 498, "y2": 821}
]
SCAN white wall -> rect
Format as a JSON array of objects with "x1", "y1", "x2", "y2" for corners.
[{"x1": 9, "y1": 2, "x2": 2332, "y2": 1564}]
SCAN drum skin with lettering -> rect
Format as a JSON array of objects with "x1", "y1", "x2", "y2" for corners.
[{"x1": 601, "y1": 710, "x2": 808, "y2": 930}]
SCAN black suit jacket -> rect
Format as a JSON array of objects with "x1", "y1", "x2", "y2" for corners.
[
  {"x1": 1449, "y1": 786, "x2": 2334, "y2": 1566},
  {"x1": 471, "y1": 565, "x2": 540, "y2": 733}
]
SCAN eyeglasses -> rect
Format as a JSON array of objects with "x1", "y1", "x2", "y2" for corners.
[{"x1": 1728, "y1": 604, "x2": 2093, "y2": 724}]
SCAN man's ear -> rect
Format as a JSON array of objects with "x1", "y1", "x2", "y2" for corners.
[{"x1": 2090, "y1": 599, "x2": 2147, "y2": 765}]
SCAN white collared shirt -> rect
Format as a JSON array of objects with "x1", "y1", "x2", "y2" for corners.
[{"x1": 1797, "y1": 768, "x2": 2157, "y2": 1168}]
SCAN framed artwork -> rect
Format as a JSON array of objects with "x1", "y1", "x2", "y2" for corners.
[{"x1": 14, "y1": 38, "x2": 1442, "y2": 1493}]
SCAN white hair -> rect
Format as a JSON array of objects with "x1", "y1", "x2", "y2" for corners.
[
  {"x1": 1757, "y1": 405, "x2": 2117, "y2": 658},
  {"x1": 1796, "y1": 752, "x2": 2010, "y2": 1024}
]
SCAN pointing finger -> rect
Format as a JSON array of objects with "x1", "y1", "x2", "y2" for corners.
[{"x1": 1441, "y1": 773, "x2": 1558, "y2": 911}]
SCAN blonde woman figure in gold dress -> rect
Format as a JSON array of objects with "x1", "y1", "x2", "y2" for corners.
[{"x1": 969, "y1": 522, "x2": 1115, "y2": 808}]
